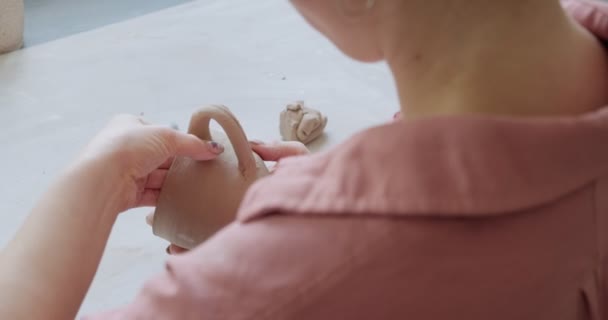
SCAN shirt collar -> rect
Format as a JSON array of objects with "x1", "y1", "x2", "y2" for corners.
[{"x1": 239, "y1": 108, "x2": 608, "y2": 221}]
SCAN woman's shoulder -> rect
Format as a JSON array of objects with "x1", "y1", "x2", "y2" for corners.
[{"x1": 240, "y1": 110, "x2": 608, "y2": 222}]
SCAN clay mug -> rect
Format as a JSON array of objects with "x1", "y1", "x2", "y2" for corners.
[
  {"x1": 0, "y1": 0, "x2": 24, "y2": 54},
  {"x1": 153, "y1": 105, "x2": 269, "y2": 249}
]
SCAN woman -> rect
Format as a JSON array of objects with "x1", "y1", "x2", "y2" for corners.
[{"x1": 2, "y1": 0, "x2": 608, "y2": 319}]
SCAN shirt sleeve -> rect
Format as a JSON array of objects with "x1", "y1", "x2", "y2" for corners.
[{"x1": 81, "y1": 214, "x2": 358, "y2": 320}]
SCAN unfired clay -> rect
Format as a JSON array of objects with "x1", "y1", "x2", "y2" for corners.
[
  {"x1": 279, "y1": 101, "x2": 328, "y2": 144},
  {"x1": 0, "y1": 0, "x2": 24, "y2": 54},
  {"x1": 153, "y1": 105, "x2": 269, "y2": 249}
]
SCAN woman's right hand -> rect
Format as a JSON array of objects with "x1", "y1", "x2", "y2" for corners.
[
  {"x1": 146, "y1": 140, "x2": 310, "y2": 254},
  {"x1": 562, "y1": 0, "x2": 608, "y2": 40}
]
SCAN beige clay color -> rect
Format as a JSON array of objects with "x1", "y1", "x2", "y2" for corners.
[
  {"x1": 0, "y1": 0, "x2": 24, "y2": 54},
  {"x1": 280, "y1": 101, "x2": 328, "y2": 144},
  {"x1": 153, "y1": 105, "x2": 269, "y2": 249}
]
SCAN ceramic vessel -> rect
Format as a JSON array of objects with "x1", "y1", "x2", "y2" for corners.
[
  {"x1": 153, "y1": 105, "x2": 269, "y2": 249},
  {"x1": 0, "y1": 0, "x2": 24, "y2": 54}
]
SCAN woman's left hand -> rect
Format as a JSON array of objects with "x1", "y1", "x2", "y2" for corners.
[
  {"x1": 0, "y1": 114, "x2": 224, "y2": 320},
  {"x1": 76, "y1": 114, "x2": 224, "y2": 212}
]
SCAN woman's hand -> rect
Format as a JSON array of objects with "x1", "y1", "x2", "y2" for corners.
[
  {"x1": 76, "y1": 114, "x2": 224, "y2": 212},
  {"x1": 562, "y1": 0, "x2": 608, "y2": 39},
  {"x1": 0, "y1": 114, "x2": 224, "y2": 320},
  {"x1": 147, "y1": 140, "x2": 310, "y2": 255}
]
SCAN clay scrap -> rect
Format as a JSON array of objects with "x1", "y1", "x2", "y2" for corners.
[{"x1": 279, "y1": 101, "x2": 328, "y2": 144}]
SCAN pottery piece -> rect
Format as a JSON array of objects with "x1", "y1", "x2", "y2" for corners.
[
  {"x1": 280, "y1": 101, "x2": 328, "y2": 144},
  {"x1": 0, "y1": 0, "x2": 24, "y2": 54},
  {"x1": 153, "y1": 105, "x2": 269, "y2": 249}
]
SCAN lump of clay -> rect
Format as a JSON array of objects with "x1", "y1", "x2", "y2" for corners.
[{"x1": 280, "y1": 101, "x2": 328, "y2": 144}]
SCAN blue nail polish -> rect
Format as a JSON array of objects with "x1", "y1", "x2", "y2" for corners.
[{"x1": 209, "y1": 141, "x2": 224, "y2": 152}]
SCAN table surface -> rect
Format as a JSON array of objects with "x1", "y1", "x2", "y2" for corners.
[{"x1": 0, "y1": 0, "x2": 397, "y2": 315}]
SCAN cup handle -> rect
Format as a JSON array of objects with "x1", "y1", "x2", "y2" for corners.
[{"x1": 187, "y1": 105, "x2": 258, "y2": 179}]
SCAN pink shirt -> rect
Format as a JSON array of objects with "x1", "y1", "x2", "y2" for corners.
[{"x1": 86, "y1": 109, "x2": 608, "y2": 319}]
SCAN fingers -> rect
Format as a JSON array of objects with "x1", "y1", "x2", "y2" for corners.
[
  {"x1": 144, "y1": 212, "x2": 188, "y2": 255},
  {"x1": 146, "y1": 212, "x2": 154, "y2": 226},
  {"x1": 250, "y1": 141, "x2": 309, "y2": 162},
  {"x1": 108, "y1": 115, "x2": 224, "y2": 162},
  {"x1": 154, "y1": 127, "x2": 225, "y2": 161},
  {"x1": 146, "y1": 169, "x2": 168, "y2": 189},
  {"x1": 166, "y1": 245, "x2": 188, "y2": 255},
  {"x1": 158, "y1": 157, "x2": 174, "y2": 169},
  {"x1": 138, "y1": 189, "x2": 161, "y2": 207},
  {"x1": 134, "y1": 170, "x2": 167, "y2": 207},
  {"x1": 563, "y1": 0, "x2": 608, "y2": 40}
]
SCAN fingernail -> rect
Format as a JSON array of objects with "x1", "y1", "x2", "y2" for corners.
[
  {"x1": 249, "y1": 140, "x2": 265, "y2": 145},
  {"x1": 208, "y1": 141, "x2": 224, "y2": 153}
]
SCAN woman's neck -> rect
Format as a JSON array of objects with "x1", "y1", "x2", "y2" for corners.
[{"x1": 382, "y1": 0, "x2": 608, "y2": 118}]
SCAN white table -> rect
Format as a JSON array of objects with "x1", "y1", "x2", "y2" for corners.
[{"x1": 0, "y1": 0, "x2": 398, "y2": 315}]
